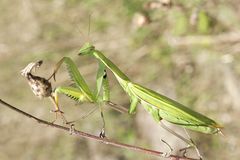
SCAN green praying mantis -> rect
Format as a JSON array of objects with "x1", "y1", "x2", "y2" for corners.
[
  {"x1": 46, "y1": 42, "x2": 223, "y2": 156},
  {"x1": 21, "y1": 41, "x2": 222, "y2": 157},
  {"x1": 77, "y1": 42, "x2": 223, "y2": 134}
]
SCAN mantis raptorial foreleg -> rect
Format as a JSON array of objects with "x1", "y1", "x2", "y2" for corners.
[{"x1": 49, "y1": 57, "x2": 119, "y2": 137}]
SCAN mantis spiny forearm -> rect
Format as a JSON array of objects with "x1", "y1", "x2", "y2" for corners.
[{"x1": 48, "y1": 56, "x2": 117, "y2": 136}]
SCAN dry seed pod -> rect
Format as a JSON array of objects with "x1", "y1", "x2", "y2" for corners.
[{"x1": 21, "y1": 60, "x2": 52, "y2": 99}]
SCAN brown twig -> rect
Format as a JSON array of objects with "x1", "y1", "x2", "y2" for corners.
[{"x1": 0, "y1": 99, "x2": 198, "y2": 160}]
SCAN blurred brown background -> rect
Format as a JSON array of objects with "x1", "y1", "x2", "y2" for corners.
[{"x1": 0, "y1": 0, "x2": 239, "y2": 159}]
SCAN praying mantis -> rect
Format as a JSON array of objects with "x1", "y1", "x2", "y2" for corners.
[
  {"x1": 48, "y1": 42, "x2": 222, "y2": 155},
  {"x1": 22, "y1": 41, "x2": 222, "y2": 158},
  {"x1": 77, "y1": 42, "x2": 224, "y2": 157},
  {"x1": 77, "y1": 42, "x2": 223, "y2": 135}
]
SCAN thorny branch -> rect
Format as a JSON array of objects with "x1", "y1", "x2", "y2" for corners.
[{"x1": 0, "y1": 99, "x2": 199, "y2": 160}]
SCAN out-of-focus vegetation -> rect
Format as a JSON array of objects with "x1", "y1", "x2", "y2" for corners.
[{"x1": 0, "y1": 0, "x2": 239, "y2": 159}]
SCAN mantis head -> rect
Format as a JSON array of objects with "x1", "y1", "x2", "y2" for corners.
[{"x1": 78, "y1": 42, "x2": 95, "y2": 56}]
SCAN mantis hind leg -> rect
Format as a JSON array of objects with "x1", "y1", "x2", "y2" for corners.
[
  {"x1": 180, "y1": 128, "x2": 202, "y2": 159},
  {"x1": 142, "y1": 103, "x2": 202, "y2": 158},
  {"x1": 160, "y1": 121, "x2": 202, "y2": 159}
]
